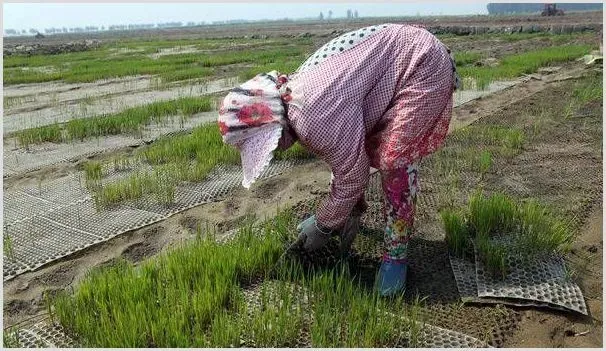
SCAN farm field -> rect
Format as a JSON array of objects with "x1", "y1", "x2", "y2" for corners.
[{"x1": 3, "y1": 13, "x2": 603, "y2": 348}]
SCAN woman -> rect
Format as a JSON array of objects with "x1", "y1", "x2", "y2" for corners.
[{"x1": 218, "y1": 23, "x2": 459, "y2": 296}]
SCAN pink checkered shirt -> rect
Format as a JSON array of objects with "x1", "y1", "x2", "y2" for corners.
[{"x1": 287, "y1": 24, "x2": 454, "y2": 229}]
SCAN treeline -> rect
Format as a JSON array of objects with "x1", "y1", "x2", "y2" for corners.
[
  {"x1": 4, "y1": 22, "x2": 206, "y2": 36},
  {"x1": 487, "y1": 3, "x2": 602, "y2": 14}
]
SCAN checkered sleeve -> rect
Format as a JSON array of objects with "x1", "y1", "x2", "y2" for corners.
[{"x1": 311, "y1": 105, "x2": 370, "y2": 230}]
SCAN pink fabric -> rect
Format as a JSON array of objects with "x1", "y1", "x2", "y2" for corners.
[
  {"x1": 218, "y1": 72, "x2": 291, "y2": 188},
  {"x1": 286, "y1": 24, "x2": 454, "y2": 229}
]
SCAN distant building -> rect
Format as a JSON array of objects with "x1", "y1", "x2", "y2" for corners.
[{"x1": 487, "y1": 3, "x2": 602, "y2": 14}]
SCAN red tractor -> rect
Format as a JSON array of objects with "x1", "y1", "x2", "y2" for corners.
[{"x1": 541, "y1": 4, "x2": 565, "y2": 16}]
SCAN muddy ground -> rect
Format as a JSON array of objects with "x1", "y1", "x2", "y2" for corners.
[{"x1": 3, "y1": 59, "x2": 602, "y2": 348}]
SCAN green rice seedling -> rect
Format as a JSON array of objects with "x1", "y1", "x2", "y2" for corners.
[
  {"x1": 71, "y1": 97, "x2": 213, "y2": 141},
  {"x1": 440, "y1": 209, "x2": 469, "y2": 257},
  {"x1": 238, "y1": 60, "x2": 305, "y2": 81},
  {"x1": 43, "y1": 290, "x2": 56, "y2": 324},
  {"x1": 4, "y1": 95, "x2": 37, "y2": 109},
  {"x1": 467, "y1": 190, "x2": 518, "y2": 239},
  {"x1": 52, "y1": 207, "x2": 429, "y2": 347},
  {"x1": 515, "y1": 199, "x2": 574, "y2": 259},
  {"x1": 572, "y1": 74, "x2": 603, "y2": 104},
  {"x1": 475, "y1": 234, "x2": 508, "y2": 279},
  {"x1": 83, "y1": 161, "x2": 103, "y2": 189},
  {"x1": 404, "y1": 295, "x2": 425, "y2": 348},
  {"x1": 159, "y1": 67, "x2": 214, "y2": 83},
  {"x1": 244, "y1": 281, "x2": 303, "y2": 347},
  {"x1": 151, "y1": 166, "x2": 178, "y2": 204},
  {"x1": 3, "y1": 326, "x2": 21, "y2": 348},
  {"x1": 503, "y1": 129, "x2": 524, "y2": 155},
  {"x1": 477, "y1": 150, "x2": 493, "y2": 178},
  {"x1": 452, "y1": 191, "x2": 575, "y2": 278},
  {"x1": 205, "y1": 309, "x2": 242, "y2": 347},
  {"x1": 457, "y1": 44, "x2": 592, "y2": 90},
  {"x1": 53, "y1": 209, "x2": 294, "y2": 347},
  {"x1": 453, "y1": 51, "x2": 484, "y2": 66},
  {"x1": 3, "y1": 232, "x2": 16, "y2": 262},
  {"x1": 112, "y1": 156, "x2": 131, "y2": 172},
  {"x1": 15, "y1": 123, "x2": 63, "y2": 148},
  {"x1": 273, "y1": 142, "x2": 314, "y2": 161}
]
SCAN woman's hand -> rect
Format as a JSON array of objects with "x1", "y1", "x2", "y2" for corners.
[{"x1": 294, "y1": 215, "x2": 334, "y2": 252}]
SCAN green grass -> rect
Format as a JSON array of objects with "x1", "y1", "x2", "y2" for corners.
[
  {"x1": 457, "y1": 44, "x2": 593, "y2": 89},
  {"x1": 14, "y1": 97, "x2": 214, "y2": 147},
  {"x1": 441, "y1": 191, "x2": 574, "y2": 278},
  {"x1": 238, "y1": 59, "x2": 305, "y2": 80},
  {"x1": 454, "y1": 51, "x2": 483, "y2": 66},
  {"x1": 16, "y1": 123, "x2": 63, "y2": 148},
  {"x1": 572, "y1": 74, "x2": 603, "y2": 104},
  {"x1": 477, "y1": 150, "x2": 493, "y2": 177},
  {"x1": 3, "y1": 233, "x2": 16, "y2": 262},
  {"x1": 4, "y1": 40, "x2": 313, "y2": 85},
  {"x1": 52, "y1": 209, "x2": 425, "y2": 347}
]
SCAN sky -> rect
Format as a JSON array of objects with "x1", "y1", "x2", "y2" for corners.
[{"x1": 3, "y1": 2, "x2": 490, "y2": 31}]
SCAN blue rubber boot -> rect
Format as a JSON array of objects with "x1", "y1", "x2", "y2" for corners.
[{"x1": 377, "y1": 259, "x2": 408, "y2": 297}]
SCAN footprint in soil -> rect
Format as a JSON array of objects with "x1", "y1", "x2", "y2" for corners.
[
  {"x1": 31, "y1": 262, "x2": 76, "y2": 287},
  {"x1": 4, "y1": 299, "x2": 35, "y2": 318},
  {"x1": 252, "y1": 178, "x2": 281, "y2": 200},
  {"x1": 121, "y1": 241, "x2": 159, "y2": 263},
  {"x1": 179, "y1": 215, "x2": 200, "y2": 232}
]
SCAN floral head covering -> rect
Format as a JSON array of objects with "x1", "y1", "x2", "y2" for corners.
[{"x1": 218, "y1": 71, "x2": 291, "y2": 188}]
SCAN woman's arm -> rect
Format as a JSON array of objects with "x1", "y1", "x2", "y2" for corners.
[{"x1": 307, "y1": 105, "x2": 370, "y2": 230}]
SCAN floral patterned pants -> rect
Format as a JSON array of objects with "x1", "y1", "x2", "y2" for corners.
[{"x1": 380, "y1": 163, "x2": 419, "y2": 262}]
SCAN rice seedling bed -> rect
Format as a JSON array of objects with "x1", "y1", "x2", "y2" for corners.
[
  {"x1": 4, "y1": 39, "x2": 313, "y2": 85},
  {"x1": 80, "y1": 122, "x2": 312, "y2": 209},
  {"x1": 11, "y1": 205, "x2": 489, "y2": 348},
  {"x1": 456, "y1": 44, "x2": 594, "y2": 89},
  {"x1": 3, "y1": 153, "x2": 313, "y2": 280},
  {"x1": 439, "y1": 74, "x2": 600, "y2": 315},
  {"x1": 13, "y1": 96, "x2": 214, "y2": 147}
]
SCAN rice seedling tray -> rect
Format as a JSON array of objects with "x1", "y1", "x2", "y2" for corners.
[
  {"x1": 4, "y1": 159, "x2": 312, "y2": 281},
  {"x1": 7, "y1": 320, "x2": 76, "y2": 348},
  {"x1": 3, "y1": 216, "x2": 104, "y2": 280},
  {"x1": 21, "y1": 173, "x2": 90, "y2": 206},
  {"x1": 288, "y1": 197, "x2": 520, "y2": 347},
  {"x1": 239, "y1": 279, "x2": 490, "y2": 348},
  {"x1": 4, "y1": 112, "x2": 216, "y2": 179},
  {"x1": 449, "y1": 253, "x2": 588, "y2": 316},
  {"x1": 474, "y1": 248, "x2": 588, "y2": 315},
  {"x1": 45, "y1": 199, "x2": 165, "y2": 239},
  {"x1": 8, "y1": 279, "x2": 489, "y2": 349},
  {"x1": 3, "y1": 191, "x2": 66, "y2": 227}
]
